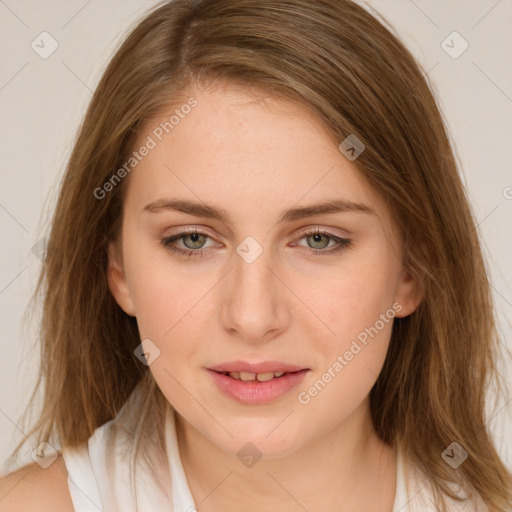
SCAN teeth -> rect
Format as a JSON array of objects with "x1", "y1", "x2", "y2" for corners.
[
  {"x1": 226, "y1": 371, "x2": 287, "y2": 381},
  {"x1": 239, "y1": 372, "x2": 256, "y2": 381},
  {"x1": 256, "y1": 372, "x2": 275, "y2": 382}
]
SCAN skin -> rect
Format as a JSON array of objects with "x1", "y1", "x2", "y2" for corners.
[{"x1": 107, "y1": 80, "x2": 422, "y2": 511}]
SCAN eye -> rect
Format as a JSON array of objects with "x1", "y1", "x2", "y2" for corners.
[
  {"x1": 293, "y1": 228, "x2": 351, "y2": 256},
  {"x1": 160, "y1": 227, "x2": 351, "y2": 259},
  {"x1": 161, "y1": 229, "x2": 217, "y2": 259},
  {"x1": 178, "y1": 232, "x2": 207, "y2": 250}
]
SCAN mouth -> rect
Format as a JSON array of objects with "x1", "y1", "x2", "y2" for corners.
[
  {"x1": 206, "y1": 362, "x2": 310, "y2": 405},
  {"x1": 214, "y1": 370, "x2": 300, "y2": 382},
  {"x1": 208, "y1": 360, "x2": 308, "y2": 374}
]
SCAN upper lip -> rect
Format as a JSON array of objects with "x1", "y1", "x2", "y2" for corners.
[{"x1": 208, "y1": 361, "x2": 308, "y2": 374}]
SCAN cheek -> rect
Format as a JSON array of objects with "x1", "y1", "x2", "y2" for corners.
[
  {"x1": 295, "y1": 250, "x2": 399, "y2": 407},
  {"x1": 123, "y1": 236, "x2": 203, "y2": 335},
  {"x1": 124, "y1": 245, "x2": 222, "y2": 392},
  {"x1": 129, "y1": 261, "x2": 210, "y2": 403},
  {"x1": 295, "y1": 269, "x2": 397, "y2": 431},
  {"x1": 311, "y1": 253, "x2": 400, "y2": 348}
]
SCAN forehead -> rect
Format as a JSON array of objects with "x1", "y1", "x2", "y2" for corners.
[{"x1": 123, "y1": 83, "x2": 388, "y2": 226}]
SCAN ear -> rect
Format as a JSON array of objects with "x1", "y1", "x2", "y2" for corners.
[
  {"x1": 393, "y1": 264, "x2": 424, "y2": 318},
  {"x1": 107, "y1": 240, "x2": 136, "y2": 316}
]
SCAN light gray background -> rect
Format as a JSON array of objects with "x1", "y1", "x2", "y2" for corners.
[{"x1": 1, "y1": 0, "x2": 511, "y2": 474}]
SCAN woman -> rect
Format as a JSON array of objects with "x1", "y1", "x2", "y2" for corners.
[{"x1": 1, "y1": 0, "x2": 511, "y2": 510}]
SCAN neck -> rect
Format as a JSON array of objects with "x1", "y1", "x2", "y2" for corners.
[{"x1": 175, "y1": 399, "x2": 397, "y2": 512}]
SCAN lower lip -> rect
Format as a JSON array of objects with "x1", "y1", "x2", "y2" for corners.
[{"x1": 207, "y1": 369, "x2": 309, "y2": 405}]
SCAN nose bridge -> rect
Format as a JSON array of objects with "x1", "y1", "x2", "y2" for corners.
[{"x1": 220, "y1": 235, "x2": 287, "y2": 342}]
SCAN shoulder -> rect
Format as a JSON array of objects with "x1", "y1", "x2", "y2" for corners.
[{"x1": 0, "y1": 454, "x2": 74, "y2": 512}]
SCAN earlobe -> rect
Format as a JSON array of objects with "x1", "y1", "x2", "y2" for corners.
[
  {"x1": 107, "y1": 241, "x2": 136, "y2": 316},
  {"x1": 394, "y1": 265, "x2": 424, "y2": 318}
]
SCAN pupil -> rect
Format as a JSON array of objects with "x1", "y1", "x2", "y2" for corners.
[
  {"x1": 184, "y1": 232, "x2": 205, "y2": 249},
  {"x1": 309, "y1": 233, "x2": 328, "y2": 249}
]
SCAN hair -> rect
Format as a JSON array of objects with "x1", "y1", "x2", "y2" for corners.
[{"x1": 8, "y1": 0, "x2": 511, "y2": 510}]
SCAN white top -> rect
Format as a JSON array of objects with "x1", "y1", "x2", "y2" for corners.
[{"x1": 61, "y1": 388, "x2": 486, "y2": 512}]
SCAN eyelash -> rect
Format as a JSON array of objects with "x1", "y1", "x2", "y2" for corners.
[{"x1": 160, "y1": 228, "x2": 351, "y2": 260}]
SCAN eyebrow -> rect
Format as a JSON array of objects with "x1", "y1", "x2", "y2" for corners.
[{"x1": 143, "y1": 198, "x2": 376, "y2": 224}]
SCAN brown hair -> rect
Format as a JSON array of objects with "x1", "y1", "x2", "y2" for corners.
[{"x1": 9, "y1": 0, "x2": 511, "y2": 509}]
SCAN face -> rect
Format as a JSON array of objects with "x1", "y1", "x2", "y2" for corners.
[{"x1": 107, "y1": 81, "x2": 421, "y2": 458}]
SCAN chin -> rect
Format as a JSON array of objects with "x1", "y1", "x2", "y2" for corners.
[{"x1": 209, "y1": 416, "x2": 309, "y2": 460}]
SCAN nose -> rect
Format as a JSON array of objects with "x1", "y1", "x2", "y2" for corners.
[{"x1": 219, "y1": 242, "x2": 290, "y2": 344}]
